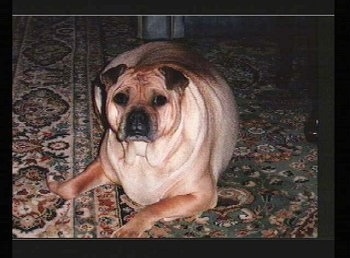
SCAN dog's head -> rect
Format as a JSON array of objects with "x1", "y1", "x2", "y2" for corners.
[{"x1": 95, "y1": 64, "x2": 189, "y2": 143}]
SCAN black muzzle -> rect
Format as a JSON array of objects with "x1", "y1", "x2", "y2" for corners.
[{"x1": 125, "y1": 108, "x2": 151, "y2": 141}]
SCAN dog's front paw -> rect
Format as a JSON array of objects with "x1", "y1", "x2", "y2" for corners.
[
  {"x1": 46, "y1": 176, "x2": 76, "y2": 200},
  {"x1": 111, "y1": 219, "x2": 152, "y2": 238}
]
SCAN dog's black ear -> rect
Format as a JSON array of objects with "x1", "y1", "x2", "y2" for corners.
[
  {"x1": 159, "y1": 66, "x2": 189, "y2": 93},
  {"x1": 100, "y1": 64, "x2": 127, "y2": 88}
]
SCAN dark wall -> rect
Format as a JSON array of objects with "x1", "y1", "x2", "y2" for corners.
[{"x1": 183, "y1": 16, "x2": 317, "y2": 40}]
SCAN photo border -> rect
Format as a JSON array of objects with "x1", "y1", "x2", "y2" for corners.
[{"x1": 9, "y1": 1, "x2": 335, "y2": 257}]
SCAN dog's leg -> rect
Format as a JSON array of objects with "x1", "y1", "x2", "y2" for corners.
[
  {"x1": 112, "y1": 181, "x2": 216, "y2": 238},
  {"x1": 47, "y1": 159, "x2": 115, "y2": 200}
]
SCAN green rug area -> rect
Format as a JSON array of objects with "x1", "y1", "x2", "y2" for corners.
[{"x1": 12, "y1": 16, "x2": 317, "y2": 238}]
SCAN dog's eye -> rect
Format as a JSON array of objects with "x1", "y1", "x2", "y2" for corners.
[
  {"x1": 113, "y1": 93, "x2": 129, "y2": 106},
  {"x1": 152, "y1": 95, "x2": 167, "y2": 107}
]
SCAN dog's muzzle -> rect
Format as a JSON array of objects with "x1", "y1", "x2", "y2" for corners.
[{"x1": 125, "y1": 108, "x2": 152, "y2": 142}]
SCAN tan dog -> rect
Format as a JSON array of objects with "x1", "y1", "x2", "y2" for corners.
[{"x1": 47, "y1": 41, "x2": 239, "y2": 238}]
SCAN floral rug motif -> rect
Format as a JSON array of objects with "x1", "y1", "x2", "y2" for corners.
[{"x1": 12, "y1": 16, "x2": 317, "y2": 238}]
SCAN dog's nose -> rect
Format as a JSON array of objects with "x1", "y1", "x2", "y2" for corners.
[{"x1": 126, "y1": 109, "x2": 150, "y2": 138}]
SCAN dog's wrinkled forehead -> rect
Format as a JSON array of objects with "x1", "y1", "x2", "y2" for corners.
[
  {"x1": 134, "y1": 70, "x2": 156, "y2": 85},
  {"x1": 100, "y1": 64, "x2": 189, "y2": 94}
]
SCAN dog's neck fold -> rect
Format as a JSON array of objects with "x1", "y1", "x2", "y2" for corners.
[{"x1": 122, "y1": 141, "x2": 147, "y2": 165}]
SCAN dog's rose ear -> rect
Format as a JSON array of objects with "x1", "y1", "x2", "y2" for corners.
[
  {"x1": 159, "y1": 66, "x2": 189, "y2": 93},
  {"x1": 100, "y1": 64, "x2": 127, "y2": 88}
]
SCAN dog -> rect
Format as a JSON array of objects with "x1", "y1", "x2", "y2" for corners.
[{"x1": 47, "y1": 41, "x2": 239, "y2": 238}]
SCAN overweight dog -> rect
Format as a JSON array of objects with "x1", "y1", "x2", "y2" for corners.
[{"x1": 47, "y1": 41, "x2": 239, "y2": 237}]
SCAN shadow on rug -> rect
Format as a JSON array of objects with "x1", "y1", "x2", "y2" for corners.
[{"x1": 12, "y1": 16, "x2": 317, "y2": 238}]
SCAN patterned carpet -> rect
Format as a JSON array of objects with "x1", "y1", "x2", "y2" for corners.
[{"x1": 12, "y1": 16, "x2": 318, "y2": 238}]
